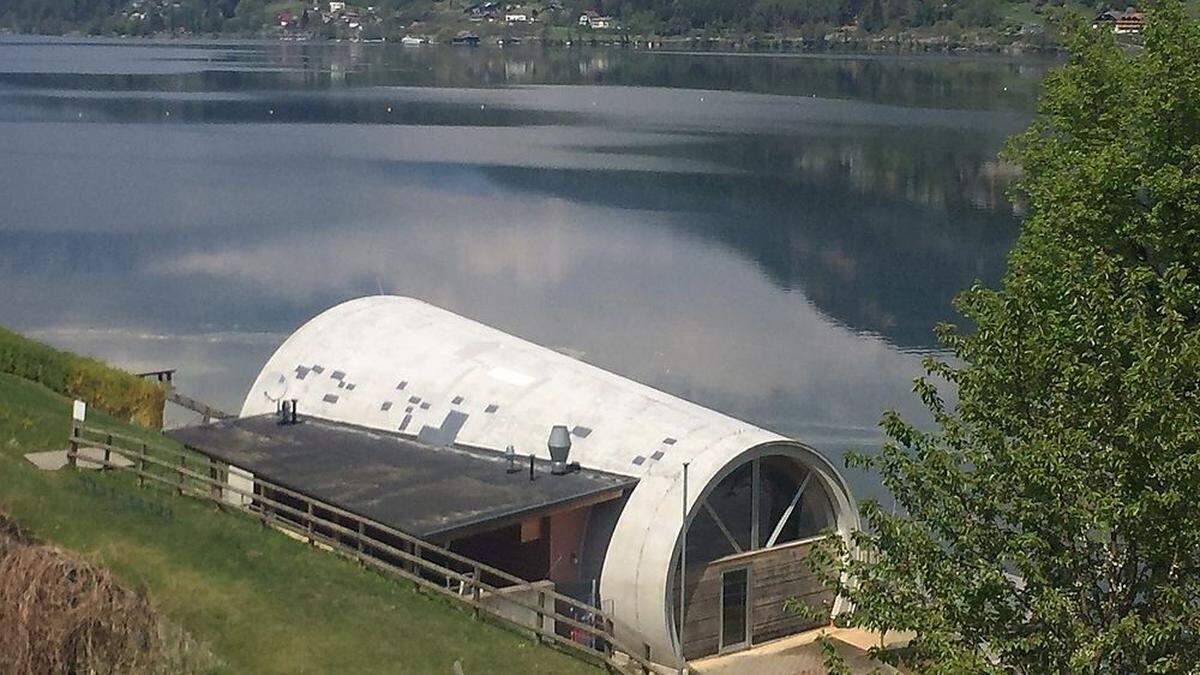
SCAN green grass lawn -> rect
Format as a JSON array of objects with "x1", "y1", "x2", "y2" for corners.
[
  {"x1": 264, "y1": 0, "x2": 306, "y2": 16},
  {"x1": 998, "y1": 0, "x2": 1043, "y2": 28},
  {"x1": 0, "y1": 373, "x2": 596, "y2": 674}
]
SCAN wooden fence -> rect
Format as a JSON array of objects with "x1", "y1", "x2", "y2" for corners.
[
  {"x1": 67, "y1": 420, "x2": 667, "y2": 675},
  {"x1": 163, "y1": 389, "x2": 234, "y2": 423}
]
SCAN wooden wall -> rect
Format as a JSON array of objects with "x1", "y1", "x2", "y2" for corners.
[
  {"x1": 548, "y1": 505, "x2": 589, "y2": 584},
  {"x1": 681, "y1": 537, "x2": 835, "y2": 660}
]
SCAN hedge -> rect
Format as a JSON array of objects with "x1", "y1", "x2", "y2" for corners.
[{"x1": 0, "y1": 327, "x2": 165, "y2": 429}]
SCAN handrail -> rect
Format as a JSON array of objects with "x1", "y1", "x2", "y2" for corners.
[
  {"x1": 69, "y1": 422, "x2": 663, "y2": 674},
  {"x1": 75, "y1": 425, "x2": 621, "y2": 623},
  {"x1": 77, "y1": 426, "x2": 165, "y2": 448},
  {"x1": 103, "y1": 428, "x2": 622, "y2": 624},
  {"x1": 164, "y1": 390, "x2": 234, "y2": 420},
  {"x1": 77, "y1": 443, "x2": 631, "y2": 664},
  {"x1": 75, "y1": 436, "x2": 611, "y2": 620}
]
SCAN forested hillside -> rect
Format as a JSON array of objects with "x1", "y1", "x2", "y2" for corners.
[{"x1": 0, "y1": 0, "x2": 1156, "y2": 44}]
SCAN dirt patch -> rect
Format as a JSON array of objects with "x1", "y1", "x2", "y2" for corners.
[{"x1": 0, "y1": 510, "x2": 217, "y2": 674}]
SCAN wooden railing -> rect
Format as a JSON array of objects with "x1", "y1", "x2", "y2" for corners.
[
  {"x1": 67, "y1": 421, "x2": 666, "y2": 675},
  {"x1": 163, "y1": 390, "x2": 234, "y2": 422}
]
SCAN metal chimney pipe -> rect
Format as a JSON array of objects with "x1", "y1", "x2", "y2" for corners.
[{"x1": 548, "y1": 425, "x2": 572, "y2": 475}]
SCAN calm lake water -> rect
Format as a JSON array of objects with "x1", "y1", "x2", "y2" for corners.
[{"x1": 0, "y1": 36, "x2": 1056, "y2": 502}]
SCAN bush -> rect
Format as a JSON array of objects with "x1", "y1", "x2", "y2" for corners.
[
  {"x1": 0, "y1": 510, "x2": 217, "y2": 674},
  {"x1": 0, "y1": 327, "x2": 164, "y2": 429}
]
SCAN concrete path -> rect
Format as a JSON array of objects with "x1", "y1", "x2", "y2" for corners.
[
  {"x1": 690, "y1": 628, "x2": 903, "y2": 675},
  {"x1": 24, "y1": 447, "x2": 133, "y2": 471}
]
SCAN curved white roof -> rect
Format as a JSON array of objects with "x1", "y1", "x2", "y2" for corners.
[{"x1": 242, "y1": 296, "x2": 857, "y2": 663}]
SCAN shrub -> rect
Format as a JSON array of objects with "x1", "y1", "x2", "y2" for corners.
[{"x1": 0, "y1": 327, "x2": 165, "y2": 429}]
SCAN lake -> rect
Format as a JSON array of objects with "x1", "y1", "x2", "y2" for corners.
[{"x1": 0, "y1": 36, "x2": 1056, "y2": 502}]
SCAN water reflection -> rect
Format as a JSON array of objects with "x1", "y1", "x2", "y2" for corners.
[
  {"x1": 0, "y1": 38, "x2": 1052, "y2": 502},
  {"x1": 0, "y1": 37, "x2": 1051, "y2": 109}
]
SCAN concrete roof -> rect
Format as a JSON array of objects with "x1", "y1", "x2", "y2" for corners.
[{"x1": 169, "y1": 414, "x2": 636, "y2": 541}]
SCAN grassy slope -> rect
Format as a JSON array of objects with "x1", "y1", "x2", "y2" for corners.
[{"x1": 0, "y1": 373, "x2": 595, "y2": 674}]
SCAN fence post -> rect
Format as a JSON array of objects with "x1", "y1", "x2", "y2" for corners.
[
  {"x1": 306, "y1": 500, "x2": 315, "y2": 545},
  {"x1": 104, "y1": 433, "x2": 112, "y2": 469},
  {"x1": 536, "y1": 590, "x2": 546, "y2": 642},
  {"x1": 258, "y1": 481, "x2": 268, "y2": 528},
  {"x1": 68, "y1": 422, "x2": 80, "y2": 469},
  {"x1": 209, "y1": 456, "x2": 221, "y2": 503},
  {"x1": 642, "y1": 643, "x2": 651, "y2": 675},
  {"x1": 411, "y1": 542, "x2": 422, "y2": 592},
  {"x1": 603, "y1": 617, "x2": 614, "y2": 662},
  {"x1": 137, "y1": 443, "x2": 146, "y2": 488},
  {"x1": 471, "y1": 564, "x2": 482, "y2": 619},
  {"x1": 177, "y1": 452, "x2": 186, "y2": 495},
  {"x1": 356, "y1": 519, "x2": 365, "y2": 564},
  {"x1": 262, "y1": 483, "x2": 272, "y2": 523}
]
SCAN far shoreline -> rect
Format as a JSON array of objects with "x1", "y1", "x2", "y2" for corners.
[{"x1": 0, "y1": 29, "x2": 1064, "y2": 58}]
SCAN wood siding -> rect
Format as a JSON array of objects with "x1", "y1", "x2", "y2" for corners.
[{"x1": 681, "y1": 537, "x2": 835, "y2": 660}]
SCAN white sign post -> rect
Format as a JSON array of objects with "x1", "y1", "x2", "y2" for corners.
[{"x1": 68, "y1": 400, "x2": 85, "y2": 468}]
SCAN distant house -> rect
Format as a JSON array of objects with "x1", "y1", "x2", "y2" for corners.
[
  {"x1": 505, "y1": 11, "x2": 529, "y2": 22},
  {"x1": 1115, "y1": 11, "x2": 1144, "y2": 33},
  {"x1": 276, "y1": 9, "x2": 296, "y2": 26},
  {"x1": 451, "y1": 30, "x2": 481, "y2": 45},
  {"x1": 329, "y1": 1, "x2": 345, "y2": 12},
  {"x1": 1093, "y1": 9, "x2": 1144, "y2": 34},
  {"x1": 578, "y1": 11, "x2": 614, "y2": 28},
  {"x1": 464, "y1": 1, "x2": 500, "y2": 18}
]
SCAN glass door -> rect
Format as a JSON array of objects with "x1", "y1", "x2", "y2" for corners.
[{"x1": 719, "y1": 567, "x2": 750, "y2": 652}]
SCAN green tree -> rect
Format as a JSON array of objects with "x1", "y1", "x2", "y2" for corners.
[
  {"x1": 858, "y1": 0, "x2": 885, "y2": 31},
  {"x1": 818, "y1": 3, "x2": 1200, "y2": 672},
  {"x1": 954, "y1": 0, "x2": 998, "y2": 27}
]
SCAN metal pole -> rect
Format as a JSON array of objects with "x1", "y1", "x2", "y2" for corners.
[
  {"x1": 680, "y1": 461, "x2": 689, "y2": 653},
  {"x1": 751, "y1": 458, "x2": 760, "y2": 550}
]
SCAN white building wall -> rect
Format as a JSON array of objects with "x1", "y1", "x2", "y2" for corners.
[{"x1": 224, "y1": 465, "x2": 255, "y2": 508}]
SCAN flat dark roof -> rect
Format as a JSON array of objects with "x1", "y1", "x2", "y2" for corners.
[{"x1": 168, "y1": 415, "x2": 637, "y2": 541}]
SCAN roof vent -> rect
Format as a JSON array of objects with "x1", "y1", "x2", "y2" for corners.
[
  {"x1": 278, "y1": 399, "x2": 299, "y2": 425},
  {"x1": 548, "y1": 425, "x2": 571, "y2": 475}
]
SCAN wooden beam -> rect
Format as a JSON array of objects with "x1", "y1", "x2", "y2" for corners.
[
  {"x1": 702, "y1": 499, "x2": 743, "y2": 554},
  {"x1": 430, "y1": 486, "x2": 629, "y2": 543},
  {"x1": 165, "y1": 390, "x2": 234, "y2": 420},
  {"x1": 766, "y1": 472, "x2": 812, "y2": 549}
]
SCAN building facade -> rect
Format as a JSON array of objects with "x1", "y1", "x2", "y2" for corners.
[{"x1": 240, "y1": 296, "x2": 859, "y2": 664}]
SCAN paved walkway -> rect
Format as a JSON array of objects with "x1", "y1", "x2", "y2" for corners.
[
  {"x1": 24, "y1": 447, "x2": 132, "y2": 471},
  {"x1": 690, "y1": 628, "x2": 906, "y2": 675}
]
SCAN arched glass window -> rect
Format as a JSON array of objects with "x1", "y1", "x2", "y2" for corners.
[
  {"x1": 682, "y1": 454, "x2": 836, "y2": 572},
  {"x1": 672, "y1": 452, "x2": 841, "y2": 657}
]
